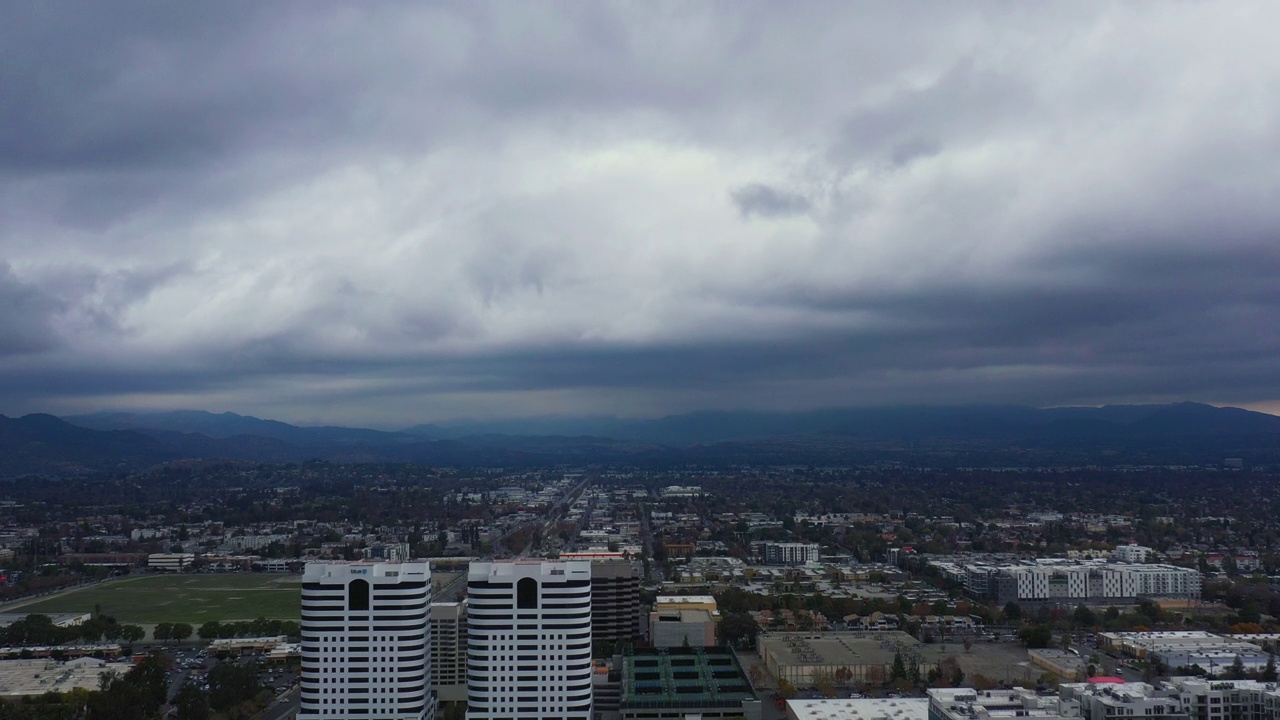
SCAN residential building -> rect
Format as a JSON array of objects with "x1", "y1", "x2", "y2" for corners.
[
  {"x1": 762, "y1": 542, "x2": 821, "y2": 566},
  {"x1": 466, "y1": 560, "x2": 594, "y2": 720},
  {"x1": 1115, "y1": 545, "x2": 1154, "y2": 563},
  {"x1": 299, "y1": 561, "x2": 434, "y2": 720}
]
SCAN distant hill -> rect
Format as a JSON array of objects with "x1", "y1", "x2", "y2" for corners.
[
  {"x1": 63, "y1": 410, "x2": 420, "y2": 447},
  {"x1": 0, "y1": 401, "x2": 1267, "y2": 478},
  {"x1": 401, "y1": 402, "x2": 1280, "y2": 446}
]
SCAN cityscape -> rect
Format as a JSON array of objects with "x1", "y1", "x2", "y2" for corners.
[
  {"x1": 4, "y1": 2, "x2": 1280, "y2": 720},
  {"x1": 0, "y1": 457, "x2": 1279, "y2": 719}
]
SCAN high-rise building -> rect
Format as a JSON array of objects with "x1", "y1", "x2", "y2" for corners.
[
  {"x1": 590, "y1": 560, "x2": 641, "y2": 649},
  {"x1": 466, "y1": 560, "x2": 594, "y2": 720},
  {"x1": 429, "y1": 600, "x2": 467, "y2": 703},
  {"x1": 300, "y1": 561, "x2": 435, "y2": 720}
]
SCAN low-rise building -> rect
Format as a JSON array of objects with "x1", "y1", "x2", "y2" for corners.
[
  {"x1": 620, "y1": 647, "x2": 760, "y2": 720},
  {"x1": 787, "y1": 698, "x2": 929, "y2": 720},
  {"x1": 650, "y1": 609, "x2": 717, "y2": 649},
  {"x1": 148, "y1": 552, "x2": 195, "y2": 571}
]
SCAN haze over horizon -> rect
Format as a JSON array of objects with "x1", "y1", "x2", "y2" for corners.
[{"x1": 4, "y1": 3, "x2": 1280, "y2": 427}]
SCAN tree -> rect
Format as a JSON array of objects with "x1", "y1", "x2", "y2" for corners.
[
  {"x1": 1263, "y1": 653, "x2": 1277, "y2": 682},
  {"x1": 1073, "y1": 604, "x2": 1096, "y2": 628},
  {"x1": 813, "y1": 670, "x2": 836, "y2": 698},
  {"x1": 890, "y1": 652, "x2": 907, "y2": 681},
  {"x1": 171, "y1": 623, "x2": 193, "y2": 643},
  {"x1": 933, "y1": 656, "x2": 964, "y2": 687},
  {"x1": 153, "y1": 623, "x2": 173, "y2": 643},
  {"x1": 119, "y1": 625, "x2": 145, "y2": 644},
  {"x1": 1003, "y1": 602, "x2": 1022, "y2": 621},
  {"x1": 1229, "y1": 654, "x2": 1247, "y2": 680},
  {"x1": 777, "y1": 678, "x2": 797, "y2": 699},
  {"x1": 173, "y1": 682, "x2": 210, "y2": 720},
  {"x1": 208, "y1": 660, "x2": 263, "y2": 712},
  {"x1": 1018, "y1": 625, "x2": 1053, "y2": 649},
  {"x1": 197, "y1": 621, "x2": 223, "y2": 640}
]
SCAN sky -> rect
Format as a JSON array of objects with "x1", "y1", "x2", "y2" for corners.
[{"x1": 3, "y1": 1, "x2": 1280, "y2": 427}]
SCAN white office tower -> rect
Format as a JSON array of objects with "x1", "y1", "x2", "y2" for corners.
[
  {"x1": 300, "y1": 561, "x2": 435, "y2": 720},
  {"x1": 466, "y1": 560, "x2": 593, "y2": 720}
]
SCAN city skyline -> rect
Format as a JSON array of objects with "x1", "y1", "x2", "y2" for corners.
[{"x1": 4, "y1": 3, "x2": 1280, "y2": 426}]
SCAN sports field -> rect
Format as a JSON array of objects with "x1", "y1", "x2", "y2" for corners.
[{"x1": 10, "y1": 574, "x2": 301, "y2": 625}]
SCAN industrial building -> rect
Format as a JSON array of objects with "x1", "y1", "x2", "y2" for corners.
[
  {"x1": 758, "y1": 631, "x2": 937, "y2": 687},
  {"x1": 1098, "y1": 631, "x2": 1272, "y2": 674}
]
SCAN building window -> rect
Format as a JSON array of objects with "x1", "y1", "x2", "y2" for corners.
[
  {"x1": 517, "y1": 578, "x2": 538, "y2": 610},
  {"x1": 350, "y1": 579, "x2": 370, "y2": 611}
]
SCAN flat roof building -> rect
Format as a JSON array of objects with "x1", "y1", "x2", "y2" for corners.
[
  {"x1": 621, "y1": 647, "x2": 761, "y2": 720},
  {"x1": 788, "y1": 698, "x2": 930, "y2": 720}
]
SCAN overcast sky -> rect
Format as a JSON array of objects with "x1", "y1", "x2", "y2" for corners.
[{"x1": 3, "y1": 1, "x2": 1279, "y2": 427}]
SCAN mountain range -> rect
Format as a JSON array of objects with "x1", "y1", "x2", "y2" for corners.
[{"x1": 0, "y1": 402, "x2": 1276, "y2": 477}]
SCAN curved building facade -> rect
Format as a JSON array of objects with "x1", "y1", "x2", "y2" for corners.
[
  {"x1": 300, "y1": 561, "x2": 434, "y2": 720},
  {"x1": 466, "y1": 560, "x2": 593, "y2": 720}
]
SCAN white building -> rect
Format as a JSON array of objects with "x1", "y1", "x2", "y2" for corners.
[
  {"x1": 941, "y1": 560, "x2": 1200, "y2": 603},
  {"x1": 466, "y1": 560, "x2": 594, "y2": 720},
  {"x1": 1058, "y1": 681, "x2": 1187, "y2": 720},
  {"x1": 148, "y1": 553, "x2": 195, "y2": 571},
  {"x1": 763, "y1": 542, "x2": 821, "y2": 566},
  {"x1": 299, "y1": 561, "x2": 434, "y2": 720},
  {"x1": 1115, "y1": 545, "x2": 1154, "y2": 563}
]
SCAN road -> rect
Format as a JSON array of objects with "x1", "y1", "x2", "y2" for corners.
[{"x1": 258, "y1": 686, "x2": 300, "y2": 720}]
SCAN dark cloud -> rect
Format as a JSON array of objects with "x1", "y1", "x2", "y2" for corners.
[
  {"x1": 1, "y1": 2, "x2": 1279, "y2": 424},
  {"x1": 730, "y1": 183, "x2": 812, "y2": 219},
  {"x1": 0, "y1": 264, "x2": 61, "y2": 356}
]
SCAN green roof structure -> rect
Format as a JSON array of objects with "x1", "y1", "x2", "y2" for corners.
[{"x1": 621, "y1": 646, "x2": 759, "y2": 712}]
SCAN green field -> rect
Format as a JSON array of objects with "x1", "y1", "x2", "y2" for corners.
[{"x1": 11, "y1": 574, "x2": 301, "y2": 625}]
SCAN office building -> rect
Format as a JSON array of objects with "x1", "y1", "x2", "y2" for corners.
[
  {"x1": 430, "y1": 600, "x2": 467, "y2": 703},
  {"x1": 466, "y1": 560, "x2": 594, "y2": 720},
  {"x1": 591, "y1": 560, "x2": 642, "y2": 649},
  {"x1": 299, "y1": 561, "x2": 434, "y2": 720}
]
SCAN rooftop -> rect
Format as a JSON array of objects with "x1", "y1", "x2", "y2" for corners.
[
  {"x1": 622, "y1": 647, "x2": 758, "y2": 709},
  {"x1": 759, "y1": 631, "x2": 923, "y2": 668},
  {"x1": 0, "y1": 658, "x2": 116, "y2": 697},
  {"x1": 787, "y1": 698, "x2": 930, "y2": 720}
]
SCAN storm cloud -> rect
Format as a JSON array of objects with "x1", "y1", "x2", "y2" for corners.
[{"x1": 2, "y1": 1, "x2": 1280, "y2": 426}]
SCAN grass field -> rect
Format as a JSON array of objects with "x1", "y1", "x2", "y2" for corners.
[{"x1": 11, "y1": 574, "x2": 301, "y2": 625}]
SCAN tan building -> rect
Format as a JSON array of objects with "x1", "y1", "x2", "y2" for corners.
[{"x1": 650, "y1": 609, "x2": 717, "y2": 648}]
